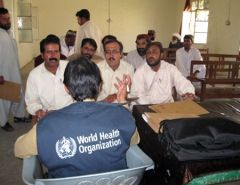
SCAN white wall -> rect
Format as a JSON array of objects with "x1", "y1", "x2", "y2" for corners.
[
  {"x1": 207, "y1": 0, "x2": 240, "y2": 54},
  {"x1": 31, "y1": 0, "x2": 184, "y2": 52},
  {"x1": 5, "y1": 0, "x2": 240, "y2": 67}
]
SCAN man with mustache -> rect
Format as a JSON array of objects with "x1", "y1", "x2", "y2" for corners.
[
  {"x1": 25, "y1": 34, "x2": 73, "y2": 121},
  {"x1": 0, "y1": 8, "x2": 29, "y2": 132},
  {"x1": 126, "y1": 34, "x2": 150, "y2": 70},
  {"x1": 130, "y1": 42, "x2": 195, "y2": 104},
  {"x1": 97, "y1": 40, "x2": 134, "y2": 103}
]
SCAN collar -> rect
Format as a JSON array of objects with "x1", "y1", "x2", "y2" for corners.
[{"x1": 83, "y1": 98, "x2": 95, "y2": 102}]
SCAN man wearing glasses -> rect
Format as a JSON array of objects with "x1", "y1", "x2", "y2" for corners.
[{"x1": 97, "y1": 40, "x2": 134, "y2": 103}]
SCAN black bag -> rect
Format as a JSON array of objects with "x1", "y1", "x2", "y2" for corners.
[
  {"x1": 158, "y1": 117, "x2": 240, "y2": 185},
  {"x1": 158, "y1": 117, "x2": 240, "y2": 161}
]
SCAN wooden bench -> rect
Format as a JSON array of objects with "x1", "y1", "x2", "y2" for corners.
[
  {"x1": 190, "y1": 60, "x2": 240, "y2": 101},
  {"x1": 201, "y1": 53, "x2": 240, "y2": 62}
]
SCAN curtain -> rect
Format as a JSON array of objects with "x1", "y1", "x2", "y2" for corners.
[{"x1": 179, "y1": 0, "x2": 191, "y2": 34}]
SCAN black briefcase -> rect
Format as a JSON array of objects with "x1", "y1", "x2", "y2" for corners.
[{"x1": 158, "y1": 117, "x2": 240, "y2": 185}]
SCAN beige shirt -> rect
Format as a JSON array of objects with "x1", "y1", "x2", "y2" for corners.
[
  {"x1": 97, "y1": 59, "x2": 134, "y2": 101},
  {"x1": 25, "y1": 60, "x2": 74, "y2": 115}
]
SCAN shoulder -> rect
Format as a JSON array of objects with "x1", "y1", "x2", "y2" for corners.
[
  {"x1": 176, "y1": 47, "x2": 184, "y2": 54},
  {"x1": 121, "y1": 60, "x2": 134, "y2": 68},
  {"x1": 28, "y1": 64, "x2": 44, "y2": 78},
  {"x1": 161, "y1": 60, "x2": 178, "y2": 71},
  {"x1": 190, "y1": 47, "x2": 200, "y2": 53},
  {"x1": 96, "y1": 60, "x2": 106, "y2": 69},
  {"x1": 127, "y1": 50, "x2": 137, "y2": 57}
]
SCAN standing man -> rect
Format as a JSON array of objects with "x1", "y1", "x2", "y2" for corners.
[
  {"x1": 25, "y1": 34, "x2": 73, "y2": 121},
  {"x1": 74, "y1": 9, "x2": 102, "y2": 55},
  {"x1": 0, "y1": 8, "x2": 29, "y2": 131},
  {"x1": 175, "y1": 34, "x2": 206, "y2": 79},
  {"x1": 131, "y1": 42, "x2": 195, "y2": 105},
  {"x1": 97, "y1": 40, "x2": 134, "y2": 103},
  {"x1": 60, "y1": 30, "x2": 76, "y2": 57},
  {"x1": 126, "y1": 34, "x2": 150, "y2": 70}
]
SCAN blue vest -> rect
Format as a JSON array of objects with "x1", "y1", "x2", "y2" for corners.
[{"x1": 37, "y1": 102, "x2": 136, "y2": 178}]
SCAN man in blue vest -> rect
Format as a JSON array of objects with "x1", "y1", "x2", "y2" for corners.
[{"x1": 15, "y1": 56, "x2": 139, "y2": 178}]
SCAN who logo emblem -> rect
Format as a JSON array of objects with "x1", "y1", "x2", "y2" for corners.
[{"x1": 55, "y1": 136, "x2": 77, "y2": 159}]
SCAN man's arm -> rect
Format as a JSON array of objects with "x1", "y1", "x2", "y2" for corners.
[
  {"x1": 172, "y1": 65, "x2": 195, "y2": 97},
  {"x1": 14, "y1": 125, "x2": 38, "y2": 158},
  {"x1": 25, "y1": 73, "x2": 43, "y2": 115}
]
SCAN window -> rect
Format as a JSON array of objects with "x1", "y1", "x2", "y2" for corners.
[{"x1": 181, "y1": 0, "x2": 209, "y2": 44}]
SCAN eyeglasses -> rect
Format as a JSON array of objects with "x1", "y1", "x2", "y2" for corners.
[{"x1": 105, "y1": 50, "x2": 121, "y2": 55}]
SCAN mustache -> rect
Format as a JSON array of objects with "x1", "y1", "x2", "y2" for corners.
[
  {"x1": 109, "y1": 57, "x2": 115, "y2": 61},
  {"x1": 49, "y1": 58, "x2": 58, "y2": 62}
]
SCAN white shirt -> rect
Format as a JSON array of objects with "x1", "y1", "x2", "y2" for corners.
[
  {"x1": 97, "y1": 59, "x2": 134, "y2": 101},
  {"x1": 25, "y1": 60, "x2": 74, "y2": 115},
  {"x1": 176, "y1": 47, "x2": 206, "y2": 78},
  {"x1": 130, "y1": 61, "x2": 195, "y2": 105},
  {"x1": 74, "y1": 21, "x2": 102, "y2": 55},
  {"x1": 60, "y1": 36, "x2": 75, "y2": 57},
  {"x1": 126, "y1": 49, "x2": 146, "y2": 70}
]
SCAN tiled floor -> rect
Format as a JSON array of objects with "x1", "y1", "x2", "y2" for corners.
[{"x1": 0, "y1": 62, "x2": 33, "y2": 185}]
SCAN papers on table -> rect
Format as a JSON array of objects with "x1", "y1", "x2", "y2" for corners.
[{"x1": 142, "y1": 100, "x2": 209, "y2": 133}]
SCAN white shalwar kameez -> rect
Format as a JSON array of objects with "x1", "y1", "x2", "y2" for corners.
[{"x1": 0, "y1": 28, "x2": 25, "y2": 126}]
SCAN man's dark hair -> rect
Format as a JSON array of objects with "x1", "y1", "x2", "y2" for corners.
[
  {"x1": 101, "y1": 35, "x2": 117, "y2": 45},
  {"x1": 103, "y1": 40, "x2": 123, "y2": 53},
  {"x1": 0, "y1": 7, "x2": 8, "y2": 15},
  {"x1": 65, "y1": 30, "x2": 76, "y2": 38},
  {"x1": 39, "y1": 39, "x2": 45, "y2": 53},
  {"x1": 184, "y1": 34, "x2": 194, "y2": 43},
  {"x1": 41, "y1": 34, "x2": 61, "y2": 53},
  {"x1": 136, "y1": 34, "x2": 151, "y2": 44},
  {"x1": 76, "y1": 9, "x2": 90, "y2": 20},
  {"x1": 63, "y1": 57, "x2": 102, "y2": 101},
  {"x1": 146, "y1": 41, "x2": 163, "y2": 53},
  {"x1": 81, "y1": 38, "x2": 97, "y2": 50}
]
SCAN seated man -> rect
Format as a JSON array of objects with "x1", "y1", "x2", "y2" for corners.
[
  {"x1": 60, "y1": 29, "x2": 76, "y2": 57},
  {"x1": 130, "y1": 42, "x2": 195, "y2": 104},
  {"x1": 175, "y1": 34, "x2": 206, "y2": 79},
  {"x1": 100, "y1": 34, "x2": 117, "y2": 57},
  {"x1": 25, "y1": 34, "x2": 73, "y2": 121},
  {"x1": 126, "y1": 34, "x2": 150, "y2": 70},
  {"x1": 15, "y1": 57, "x2": 138, "y2": 178},
  {"x1": 97, "y1": 39, "x2": 134, "y2": 103},
  {"x1": 34, "y1": 37, "x2": 67, "y2": 67},
  {"x1": 168, "y1": 33, "x2": 183, "y2": 49},
  {"x1": 68, "y1": 38, "x2": 103, "y2": 63}
]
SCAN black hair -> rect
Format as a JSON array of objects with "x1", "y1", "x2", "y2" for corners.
[
  {"x1": 41, "y1": 34, "x2": 61, "y2": 53},
  {"x1": 39, "y1": 39, "x2": 45, "y2": 53},
  {"x1": 184, "y1": 34, "x2": 194, "y2": 43},
  {"x1": 103, "y1": 40, "x2": 123, "y2": 53},
  {"x1": 101, "y1": 35, "x2": 117, "y2": 45},
  {"x1": 136, "y1": 34, "x2": 151, "y2": 44},
  {"x1": 146, "y1": 41, "x2": 163, "y2": 53},
  {"x1": 63, "y1": 57, "x2": 102, "y2": 101},
  {"x1": 76, "y1": 9, "x2": 90, "y2": 20},
  {"x1": 81, "y1": 38, "x2": 97, "y2": 50},
  {"x1": 0, "y1": 7, "x2": 8, "y2": 15}
]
